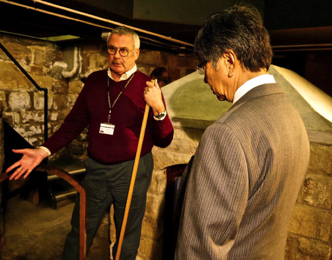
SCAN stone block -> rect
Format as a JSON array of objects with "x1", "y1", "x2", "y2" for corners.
[
  {"x1": 174, "y1": 126, "x2": 204, "y2": 142},
  {"x1": 296, "y1": 237, "x2": 331, "y2": 260},
  {"x1": 8, "y1": 91, "x2": 31, "y2": 111},
  {"x1": 138, "y1": 236, "x2": 162, "y2": 260},
  {"x1": 52, "y1": 79, "x2": 68, "y2": 94},
  {"x1": 0, "y1": 41, "x2": 32, "y2": 64},
  {"x1": 3, "y1": 112, "x2": 20, "y2": 124},
  {"x1": 141, "y1": 216, "x2": 163, "y2": 240},
  {"x1": 152, "y1": 148, "x2": 191, "y2": 170},
  {"x1": 307, "y1": 143, "x2": 332, "y2": 176},
  {"x1": 297, "y1": 174, "x2": 332, "y2": 210},
  {"x1": 21, "y1": 111, "x2": 45, "y2": 123},
  {"x1": 285, "y1": 235, "x2": 295, "y2": 260},
  {"x1": 57, "y1": 108, "x2": 71, "y2": 121},
  {"x1": 138, "y1": 51, "x2": 163, "y2": 66},
  {"x1": 88, "y1": 53, "x2": 108, "y2": 71},
  {"x1": 50, "y1": 112, "x2": 58, "y2": 121},
  {"x1": 68, "y1": 80, "x2": 84, "y2": 94},
  {"x1": 167, "y1": 55, "x2": 199, "y2": 68},
  {"x1": 66, "y1": 94, "x2": 78, "y2": 108},
  {"x1": 145, "y1": 192, "x2": 165, "y2": 220},
  {"x1": 0, "y1": 92, "x2": 7, "y2": 111},
  {"x1": 289, "y1": 205, "x2": 332, "y2": 242},
  {"x1": 33, "y1": 91, "x2": 53, "y2": 110},
  {"x1": 0, "y1": 62, "x2": 35, "y2": 91},
  {"x1": 14, "y1": 124, "x2": 42, "y2": 138},
  {"x1": 53, "y1": 94, "x2": 67, "y2": 110},
  {"x1": 30, "y1": 65, "x2": 44, "y2": 75},
  {"x1": 165, "y1": 138, "x2": 198, "y2": 154},
  {"x1": 30, "y1": 75, "x2": 53, "y2": 91},
  {"x1": 148, "y1": 169, "x2": 166, "y2": 196},
  {"x1": 27, "y1": 45, "x2": 46, "y2": 66}
]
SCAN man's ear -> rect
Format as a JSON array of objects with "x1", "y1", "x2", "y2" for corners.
[
  {"x1": 223, "y1": 50, "x2": 236, "y2": 77},
  {"x1": 134, "y1": 48, "x2": 140, "y2": 61}
]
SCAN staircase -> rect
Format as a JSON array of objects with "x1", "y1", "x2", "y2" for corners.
[{"x1": 3, "y1": 120, "x2": 85, "y2": 208}]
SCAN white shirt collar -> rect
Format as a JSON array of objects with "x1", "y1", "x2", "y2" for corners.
[
  {"x1": 233, "y1": 74, "x2": 276, "y2": 104},
  {"x1": 107, "y1": 64, "x2": 137, "y2": 82}
]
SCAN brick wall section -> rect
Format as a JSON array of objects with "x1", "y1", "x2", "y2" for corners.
[{"x1": 285, "y1": 131, "x2": 332, "y2": 260}]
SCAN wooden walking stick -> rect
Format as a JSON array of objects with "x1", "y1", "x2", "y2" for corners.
[{"x1": 115, "y1": 80, "x2": 154, "y2": 260}]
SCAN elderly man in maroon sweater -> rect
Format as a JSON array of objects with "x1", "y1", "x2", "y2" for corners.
[{"x1": 7, "y1": 26, "x2": 174, "y2": 260}]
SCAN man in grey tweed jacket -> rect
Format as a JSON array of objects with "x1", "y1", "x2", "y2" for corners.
[{"x1": 174, "y1": 4, "x2": 310, "y2": 260}]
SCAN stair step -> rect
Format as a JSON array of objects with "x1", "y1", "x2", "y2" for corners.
[
  {"x1": 54, "y1": 190, "x2": 77, "y2": 201},
  {"x1": 47, "y1": 168, "x2": 86, "y2": 181},
  {"x1": 47, "y1": 157, "x2": 86, "y2": 181}
]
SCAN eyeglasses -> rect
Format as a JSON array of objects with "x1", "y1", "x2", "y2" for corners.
[
  {"x1": 196, "y1": 61, "x2": 207, "y2": 75},
  {"x1": 107, "y1": 46, "x2": 135, "y2": 57}
]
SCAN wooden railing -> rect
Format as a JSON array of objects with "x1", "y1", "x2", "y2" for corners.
[{"x1": 0, "y1": 165, "x2": 87, "y2": 260}]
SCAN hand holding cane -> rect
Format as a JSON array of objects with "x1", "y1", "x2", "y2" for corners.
[{"x1": 115, "y1": 80, "x2": 155, "y2": 260}]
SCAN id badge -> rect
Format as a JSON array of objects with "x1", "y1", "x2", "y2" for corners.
[{"x1": 99, "y1": 123, "x2": 115, "y2": 135}]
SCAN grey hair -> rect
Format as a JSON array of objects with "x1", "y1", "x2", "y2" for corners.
[{"x1": 107, "y1": 26, "x2": 140, "y2": 49}]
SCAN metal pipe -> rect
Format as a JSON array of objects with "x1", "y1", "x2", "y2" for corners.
[{"x1": 0, "y1": 0, "x2": 193, "y2": 48}]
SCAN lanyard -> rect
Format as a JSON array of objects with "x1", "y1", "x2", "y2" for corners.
[{"x1": 107, "y1": 72, "x2": 136, "y2": 123}]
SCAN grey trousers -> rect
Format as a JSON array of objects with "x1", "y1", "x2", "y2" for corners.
[{"x1": 62, "y1": 152, "x2": 153, "y2": 260}]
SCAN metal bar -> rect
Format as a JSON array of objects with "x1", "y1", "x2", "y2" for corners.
[{"x1": 0, "y1": 42, "x2": 48, "y2": 141}]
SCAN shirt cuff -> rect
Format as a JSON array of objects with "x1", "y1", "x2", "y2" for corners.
[{"x1": 38, "y1": 146, "x2": 51, "y2": 156}]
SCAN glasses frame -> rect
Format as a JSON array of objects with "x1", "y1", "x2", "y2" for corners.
[
  {"x1": 107, "y1": 46, "x2": 135, "y2": 57},
  {"x1": 196, "y1": 60, "x2": 207, "y2": 75}
]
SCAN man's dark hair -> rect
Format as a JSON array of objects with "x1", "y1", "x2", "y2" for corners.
[
  {"x1": 150, "y1": 67, "x2": 171, "y2": 85},
  {"x1": 194, "y1": 4, "x2": 272, "y2": 72}
]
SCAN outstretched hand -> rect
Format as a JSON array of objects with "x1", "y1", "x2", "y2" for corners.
[{"x1": 6, "y1": 148, "x2": 49, "y2": 180}]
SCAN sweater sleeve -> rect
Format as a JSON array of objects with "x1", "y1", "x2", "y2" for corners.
[{"x1": 148, "y1": 94, "x2": 174, "y2": 148}]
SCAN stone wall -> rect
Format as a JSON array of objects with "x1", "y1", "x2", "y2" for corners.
[
  {"x1": 0, "y1": 100, "x2": 4, "y2": 258},
  {"x1": 0, "y1": 31, "x2": 199, "y2": 260},
  {"x1": 151, "y1": 126, "x2": 332, "y2": 260},
  {"x1": 2, "y1": 31, "x2": 332, "y2": 260},
  {"x1": 286, "y1": 131, "x2": 332, "y2": 260},
  {"x1": 0, "y1": 32, "x2": 198, "y2": 158}
]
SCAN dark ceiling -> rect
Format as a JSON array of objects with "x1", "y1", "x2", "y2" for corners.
[{"x1": 0, "y1": 0, "x2": 331, "y2": 54}]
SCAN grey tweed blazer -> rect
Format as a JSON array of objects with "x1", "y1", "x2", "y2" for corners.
[{"x1": 174, "y1": 83, "x2": 310, "y2": 260}]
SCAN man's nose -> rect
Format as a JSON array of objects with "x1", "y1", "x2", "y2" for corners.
[{"x1": 114, "y1": 49, "x2": 121, "y2": 58}]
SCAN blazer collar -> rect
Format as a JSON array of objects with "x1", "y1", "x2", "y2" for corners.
[{"x1": 229, "y1": 83, "x2": 284, "y2": 112}]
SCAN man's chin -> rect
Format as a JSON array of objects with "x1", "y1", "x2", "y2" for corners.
[
  {"x1": 110, "y1": 67, "x2": 124, "y2": 75},
  {"x1": 217, "y1": 95, "x2": 227, "y2": 101}
]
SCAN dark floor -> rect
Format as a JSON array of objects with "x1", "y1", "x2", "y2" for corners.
[{"x1": 2, "y1": 195, "x2": 110, "y2": 260}]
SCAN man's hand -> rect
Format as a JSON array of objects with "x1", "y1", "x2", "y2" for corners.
[
  {"x1": 6, "y1": 148, "x2": 49, "y2": 180},
  {"x1": 144, "y1": 79, "x2": 166, "y2": 115}
]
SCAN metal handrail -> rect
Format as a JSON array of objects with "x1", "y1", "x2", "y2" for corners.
[{"x1": 0, "y1": 42, "x2": 48, "y2": 141}]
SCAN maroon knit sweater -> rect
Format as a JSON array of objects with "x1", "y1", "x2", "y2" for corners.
[{"x1": 42, "y1": 69, "x2": 174, "y2": 164}]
